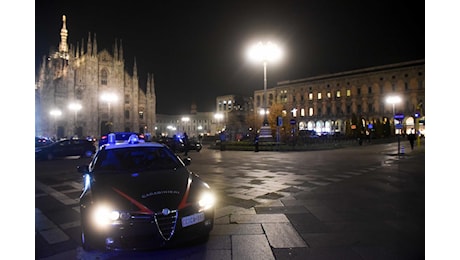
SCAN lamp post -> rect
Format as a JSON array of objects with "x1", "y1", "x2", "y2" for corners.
[
  {"x1": 49, "y1": 109, "x2": 62, "y2": 139},
  {"x1": 100, "y1": 92, "x2": 118, "y2": 133},
  {"x1": 181, "y1": 116, "x2": 190, "y2": 135},
  {"x1": 68, "y1": 102, "x2": 82, "y2": 136},
  {"x1": 214, "y1": 113, "x2": 223, "y2": 133},
  {"x1": 248, "y1": 41, "x2": 282, "y2": 139},
  {"x1": 386, "y1": 95, "x2": 402, "y2": 155}
]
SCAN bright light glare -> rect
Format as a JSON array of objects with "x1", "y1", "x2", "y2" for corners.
[
  {"x1": 214, "y1": 113, "x2": 223, "y2": 120},
  {"x1": 198, "y1": 192, "x2": 215, "y2": 211},
  {"x1": 100, "y1": 92, "x2": 118, "y2": 103},
  {"x1": 248, "y1": 41, "x2": 282, "y2": 62},
  {"x1": 49, "y1": 109, "x2": 62, "y2": 116},
  {"x1": 93, "y1": 206, "x2": 120, "y2": 226},
  {"x1": 386, "y1": 96, "x2": 402, "y2": 105},
  {"x1": 259, "y1": 109, "x2": 269, "y2": 115},
  {"x1": 68, "y1": 103, "x2": 82, "y2": 111}
]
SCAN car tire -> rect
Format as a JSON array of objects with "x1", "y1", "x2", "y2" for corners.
[
  {"x1": 81, "y1": 220, "x2": 102, "y2": 251},
  {"x1": 81, "y1": 229, "x2": 93, "y2": 251}
]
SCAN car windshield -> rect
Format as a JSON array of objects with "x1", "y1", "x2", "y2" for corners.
[{"x1": 93, "y1": 146, "x2": 182, "y2": 172}]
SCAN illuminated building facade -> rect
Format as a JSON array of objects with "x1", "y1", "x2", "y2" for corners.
[
  {"x1": 35, "y1": 15, "x2": 156, "y2": 139},
  {"x1": 254, "y1": 60, "x2": 425, "y2": 138}
]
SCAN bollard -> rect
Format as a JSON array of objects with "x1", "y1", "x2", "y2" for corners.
[{"x1": 400, "y1": 145, "x2": 405, "y2": 155}]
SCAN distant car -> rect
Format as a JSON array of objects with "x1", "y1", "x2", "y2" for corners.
[
  {"x1": 157, "y1": 136, "x2": 202, "y2": 153},
  {"x1": 35, "y1": 136, "x2": 54, "y2": 147},
  {"x1": 99, "y1": 132, "x2": 145, "y2": 147},
  {"x1": 78, "y1": 133, "x2": 215, "y2": 251},
  {"x1": 184, "y1": 139, "x2": 202, "y2": 152},
  {"x1": 35, "y1": 139, "x2": 96, "y2": 160}
]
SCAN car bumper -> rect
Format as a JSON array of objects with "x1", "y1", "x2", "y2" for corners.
[{"x1": 88, "y1": 209, "x2": 214, "y2": 251}]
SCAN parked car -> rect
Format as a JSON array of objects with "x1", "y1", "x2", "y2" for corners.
[
  {"x1": 98, "y1": 132, "x2": 145, "y2": 147},
  {"x1": 35, "y1": 136, "x2": 54, "y2": 147},
  {"x1": 78, "y1": 133, "x2": 215, "y2": 251},
  {"x1": 156, "y1": 136, "x2": 202, "y2": 153},
  {"x1": 35, "y1": 139, "x2": 96, "y2": 160}
]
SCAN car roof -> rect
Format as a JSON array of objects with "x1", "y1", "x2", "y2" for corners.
[{"x1": 102, "y1": 141, "x2": 165, "y2": 150}]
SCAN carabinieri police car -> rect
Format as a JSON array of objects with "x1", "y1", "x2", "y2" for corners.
[{"x1": 78, "y1": 133, "x2": 215, "y2": 251}]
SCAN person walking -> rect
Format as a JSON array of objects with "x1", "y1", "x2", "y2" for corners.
[
  {"x1": 254, "y1": 133, "x2": 259, "y2": 152},
  {"x1": 183, "y1": 132, "x2": 189, "y2": 156},
  {"x1": 408, "y1": 128, "x2": 416, "y2": 150}
]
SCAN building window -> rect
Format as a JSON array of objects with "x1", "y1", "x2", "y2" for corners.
[
  {"x1": 336, "y1": 90, "x2": 341, "y2": 98},
  {"x1": 327, "y1": 92, "x2": 331, "y2": 98},
  {"x1": 300, "y1": 108, "x2": 305, "y2": 117},
  {"x1": 139, "y1": 111, "x2": 144, "y2": 119},
  {"x1": 357, "y1": 88, "x2": 361, "y2": 95},
  {"x1": 309, "y1": 107, "x2": 313, "y2": 116},
  {"x1": 125, "y1": 94, "x2": 129, "y2": 104},
  {"x1": 368, "y1": 86, "x2": 372, "y2": 94},
  {"x1": 76, "y1": 89, "x2": 83, "y2": 100},
  {"x1": 317, "y1": 93, "x2": 322, "y2": 100},
  {"x1": 101, "y1": 69, "x2": 108, "y2": 85},
  {"x1": 309, "y1": 93, "x2": 313, "y2": 100},
  {"x1": 124, "y1": 110, "x2": 130, "y2": 119}
]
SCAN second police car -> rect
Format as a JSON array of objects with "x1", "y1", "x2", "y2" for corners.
[{"x1": 78, "y1": 133, "x2": 215, "y2": 251}]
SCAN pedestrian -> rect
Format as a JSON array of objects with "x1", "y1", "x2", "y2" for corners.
[
  {"x1": 219, "y1": 131, "x2": 226, "y2": 151},
  {"x1": 254, "y1": 133, "x2": 259, "y2": 152},
  {"x1": 183, "y1": 132, "x2": 189, "y2": 156},
  {"x1": 408, "y1": 128, "x2": 416, "y2": 150}
]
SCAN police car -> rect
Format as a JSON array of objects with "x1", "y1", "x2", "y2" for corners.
[{"x1": 78, "y1": 133, "x2": 215, "y2": 251}]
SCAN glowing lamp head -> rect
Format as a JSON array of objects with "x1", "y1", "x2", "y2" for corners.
[{"x1": 248, "y1": 41, "x2": 282, "y2": 63}]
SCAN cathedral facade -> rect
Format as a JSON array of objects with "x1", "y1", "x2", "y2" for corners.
[{"x1": 35, "y1": 15, "x2": 156, "y2": 139}]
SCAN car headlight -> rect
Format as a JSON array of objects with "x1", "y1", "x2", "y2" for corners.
[
  {"x1": 93, "y1": 205, "x2": 120, "y2": 227},
  {"x1": 198, "y1": 192, "x2": 215, "y2": 211}
]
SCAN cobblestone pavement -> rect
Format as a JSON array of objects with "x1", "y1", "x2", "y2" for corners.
[{"x1": 36, "y1": 141, "x2": 425, "y2": 259}]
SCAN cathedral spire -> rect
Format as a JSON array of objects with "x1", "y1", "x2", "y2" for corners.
[
  {"x1": 80, "y1": 38, "x2": 84, "y2": 56},
  {"x1": 92, "y1": 33, "x2": 97, "y2": 56},
  {"x1": 114, "y1": 39, "x2": 118, "y2": 60},
  {"x1": 76, "y1": 41, "x2": 80, "y2": 58},
  {"x1": 87, "y1": 32, "x2": 92, "y2": 56},
  {"x1": 133, "y1": 57, "x2": 138, "y2": 77},
  {"x1": 119, "y1": 39, "x2": 123, "y2": 61},
  {"x1": 58, "y1": 15, "x2": 69, "y2": 59}
]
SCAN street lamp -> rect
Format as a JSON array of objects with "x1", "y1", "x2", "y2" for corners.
[
  {"x1": 386, "y1": 95, "x2": 402, "y2": 155},
  {"x1": 181, "y1": 116, "x2": 190, "y2": 134},
  {"x1": 49, "y1": 109, "x2": 62, "y2": 139},
  {"x1": 248, "y1": 41, "x2": 282, "y2": 138},
  {"x1": 100, "y1": 92, "x2": 118, "y2": 132},
  {"x1": 68, "y1": 102, "x2": 82, "y2": 136},
  {"x1": 214, "y1": 113, "x2": 223, "y2": 133}
]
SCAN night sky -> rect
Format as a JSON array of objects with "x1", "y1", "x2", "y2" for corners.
[{"x1": 35, "y1": 0, "x2": 425, "y2": 115}]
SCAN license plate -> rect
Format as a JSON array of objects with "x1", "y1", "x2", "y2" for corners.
[{"x1": 181, "y1": 212, "x2": 205, "y2": 227}]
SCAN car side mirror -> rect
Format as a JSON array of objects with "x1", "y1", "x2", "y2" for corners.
[{"x1": 182, "y1": 157, "x2": 191, "y2": 166}]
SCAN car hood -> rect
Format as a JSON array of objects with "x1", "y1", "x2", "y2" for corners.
[{"x1": 91, "y1": 168, "x2": 195, "y2": 213}]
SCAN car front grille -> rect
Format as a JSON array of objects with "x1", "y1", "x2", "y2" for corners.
[{"x1": 154, "y1": 210, "x2": 178, "y2": 241}]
